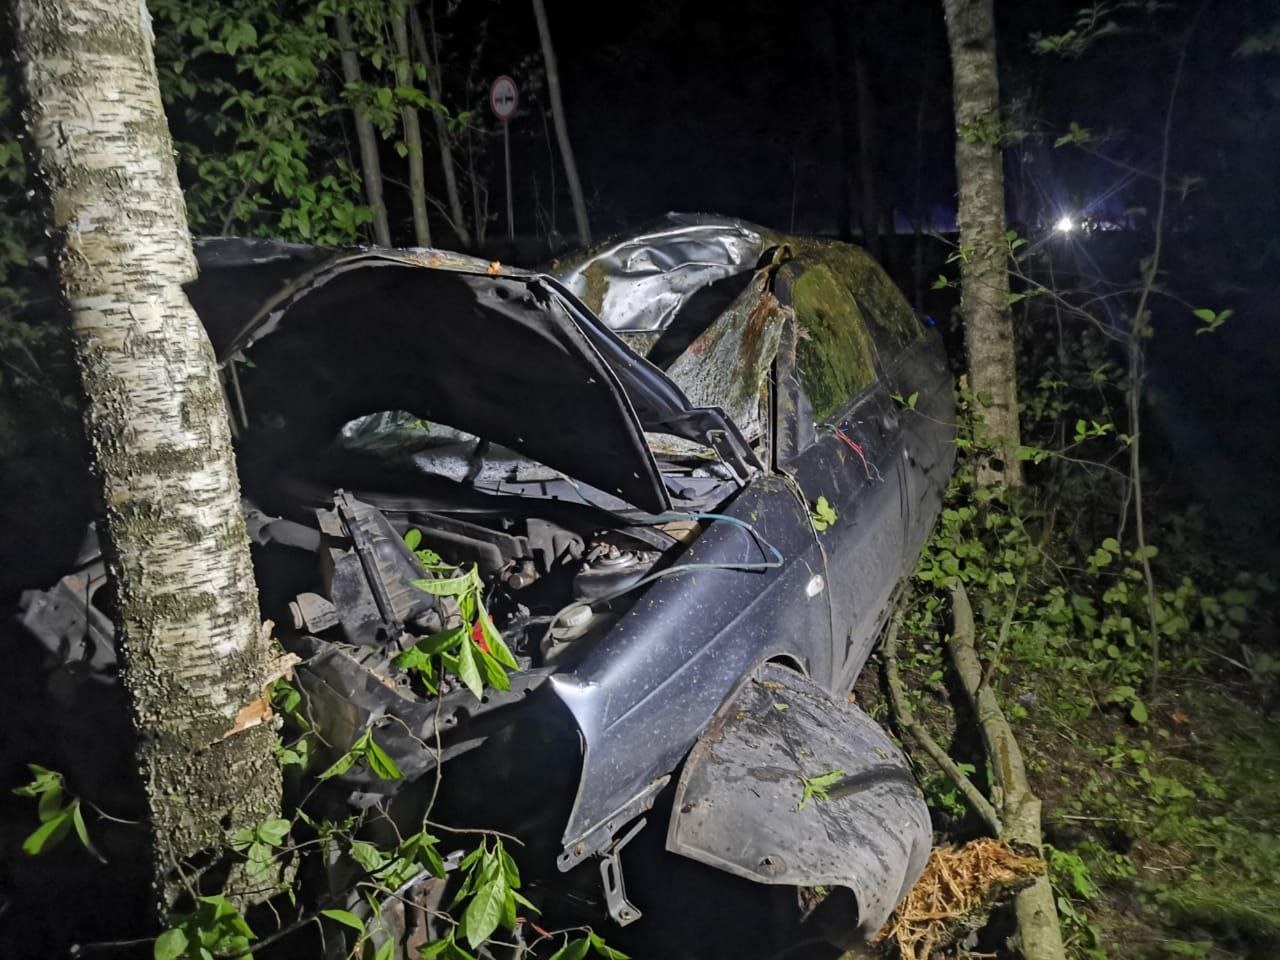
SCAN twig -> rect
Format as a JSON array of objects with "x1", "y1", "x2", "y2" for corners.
[{"x1": 882, "y1": 608, "x2": 1003, "y2": 835}]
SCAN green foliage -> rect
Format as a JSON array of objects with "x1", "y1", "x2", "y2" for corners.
[
  {"x1": 318, "y1": 728, "x2": 403, "y2": 781},
  {"x1": 155, "y1": 896, "x2": 255, "y2": 960},
  {"x1": 898, "y1": 333, "x2": 1277, "y2": 956},
  {"x1": 546, "y1": 933, "x2": 630, "y2": 960},
  {"x1": 1191, "y1": 306, "x2": 1233, "y2": 335},
  {"x1": 809, "y1": 495, "x2": 838, "y2": 532},
  {"x1": 448, "y1": 838, "x2": 537, "y2": 949},
  {"x1": 230, "y1": 817, "x2": 292, "y2": 885},
  {"x1": 796, "y1": 769, "x2": 843, "y2": 811},
  {"x1": 152, "y1": 0, "x2": 372, "y2": 243},
  {"x1": 923, "y1": 761, "x2": 978, "y2": 820},
  {"x1": 12, "y1": 764, "x2": 100, "y2": 860},
  {"x1": 393, "y1": 530, "x2": 519, "y2": 699}
]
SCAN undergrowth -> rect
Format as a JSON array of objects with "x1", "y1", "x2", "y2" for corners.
[{"x1": 887, "y1": 374, "x2": 1280, "y2": 959}]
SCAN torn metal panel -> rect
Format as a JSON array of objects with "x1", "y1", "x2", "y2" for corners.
[
  {"x1": 666, "y1": 663, "x2": 931, "y2": 938},
  {"x1": 555, "y1": 213, "x2": 767, "y2": 332},
  {"x1": 663, "y1": 265, "x2": 789, "y2": 442}
]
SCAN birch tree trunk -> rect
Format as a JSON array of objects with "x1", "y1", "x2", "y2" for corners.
[
  {"x1": 531, "y1": 0, "x2": 591, "y2": 246},
  {"x1": 12, "y1": 0, "x2": 281, "y2": 910},
  {"x1": 410, "y1": 3, "x2": 471, "y2": 248},
  {"x1": 391, "y1": 6, "x2": 431, "y2": 247},
  {"x1": 943, "y1": 0, "x2": 1024, "y2": 488},
  {"x1": 336, "y1": 11, "x2": 393, "y2": 247}
]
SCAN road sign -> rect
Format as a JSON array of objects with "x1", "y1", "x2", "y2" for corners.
[
  {"x1": 489, "y1": 75, "x2": 519, "y2": 121},
  {"x1": 490, "y1": 76, "x2": 519, "y2": 240}
]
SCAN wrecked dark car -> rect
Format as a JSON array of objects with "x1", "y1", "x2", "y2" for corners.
[{"x1": 19, "y1": 214, "x2": 954, "y2": 955}]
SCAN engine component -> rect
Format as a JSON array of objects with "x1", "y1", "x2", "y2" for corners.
[
  {"x1": 317, "y1": 491, "x2": 443, "y2": 646},
  {"x1": 406, "y1": 512, "x2": 584, "y2": 581},
  {"x1": 288, "y1": 592, "x2": 339, "y2": 633},
  {"x1": 572, "y1": 546, "x2": 660, "y2": 601}
]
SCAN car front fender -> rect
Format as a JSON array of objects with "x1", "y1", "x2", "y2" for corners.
[{"x1": 665, "y1": 663, "x2": 931, "y2": 938}]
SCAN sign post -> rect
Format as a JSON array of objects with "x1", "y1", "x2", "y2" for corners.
[{"x1": 489, "y1": 75, "x2": 519, "y2": 242}]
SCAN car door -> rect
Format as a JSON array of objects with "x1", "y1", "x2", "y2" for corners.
[{"x1": 772, "y1": 257, "x2": 911, "y2": 692}]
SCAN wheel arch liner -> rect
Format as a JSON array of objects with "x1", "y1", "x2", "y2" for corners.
[{"x1": 664, "y1": 663, "x2": 931, "y2": 937}]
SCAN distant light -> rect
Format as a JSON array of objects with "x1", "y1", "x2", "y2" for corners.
[{"x1": 1054, "y1": 215, "x2": 1076, "y2": 233}]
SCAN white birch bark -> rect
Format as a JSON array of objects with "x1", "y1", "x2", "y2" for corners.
[{"x1": 12, "y1": 0, "x2": 281, "y2": 909}]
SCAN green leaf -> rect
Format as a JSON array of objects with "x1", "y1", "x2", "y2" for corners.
[
  {"x1": 350, "y1": 840, "x2": 386, "y2": 872},
  {"x1": 548, "y1": 938, "x2": 592, "y2": 960},
  {"x1": 317, "y1": 750, "x2": 358, "y2": 781},
  {"x1": 23, "y1": 807, "x2": 73, "y2": 855},
  {"x1": 364, "y1": 734, "x2": 403, "y2": 781},
  {"x1": 463, "y1": 876, "x2": 508, "y2": 948},
  {"x1": 257, "y1": 818, "x2": 291, "y2": 847},
  {"x1": 1192, "y1": 307, "x2": 1216, "y2": 322},
  {"x1": 154, "y1": 927, "x2": 189, "y2": 960},
  {"x1": 796, "y1": 769, "x2": 844, "y2": 810},
  {"x1": 1130, "y1": 700, "x2": 1149, "y2": 724},
  {"x1": 320, "y1": 909, "x2": 365, "y2": 934},
  {"x1": 417, "y1": 626, "x2": 468, "y2": 657},
  {"x1": 374, "y1": 938, "x2": 395, "y2": 960},
  {"x1": 588, "y1": 931, "x2": 630, "y2": 959},
  {"x1": 412, "y1": 573, "x2": 475, "y2": 597},
  {"x1": 13, "y1": 764, "x2": 62, "y2": 799},
  {"x1": 455, "y1": 634, "x2": 485, "y2": 699},
  {"x1": 404, "y1": 528, "x2": 422, "y2": 550},
  {"x1": 1101, "y1": 537, "x2": 1121, "y2": 554},
  {"x1": 37, "y1": 783, "x2": 65, "y2": 822}
]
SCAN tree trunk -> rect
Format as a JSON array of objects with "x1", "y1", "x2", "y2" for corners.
[
  {"x1": 410, "y1": 3, "x2": 471, "y2": 248},
  {"x1": 12, "y1": 0, "x2": 281, "y2": 911},
  {"x1": 335, "y1": 11, "x2": 392, "y2": 247},
  {"x1": 943, "y1": 0, "x2": 1023, "y2": 488},
  {"x1": 391, "y1": 7, "x2": 431, "y2": 247},
  {"x1": 531, "y1": 0, "x2": 591, "y2": 246}
]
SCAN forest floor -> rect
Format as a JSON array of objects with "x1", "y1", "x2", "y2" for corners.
[{"x1": 859, "y1": 612, "x2": 1280, "y2": 960}]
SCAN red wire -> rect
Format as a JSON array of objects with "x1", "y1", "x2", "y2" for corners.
[{"x1": 835, "y1": 428, "x2": 875, "y2": 481}]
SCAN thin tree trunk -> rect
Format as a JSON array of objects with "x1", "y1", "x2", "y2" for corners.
[
  {"x1": 391, "y1": 7, "x2": 431, "y2": 247},
  {"x1": 531, "y1": 0, "x2": 591, "y2": 246},
  {"x1": 853, "y1": 42, "x2": 880, "y2": 261},
  {"x1": 943, "y1": 0, "x2": 1023, "y2": 488},
  {"x1": 12, "y1": 0, "x2": 281, "y2": 911},
  {"x1": 335, "y1": 11, "x2": 392, "y2": 247},
  {"x1": 410, "y1": 3, "x2": 471, "y2": 248}
]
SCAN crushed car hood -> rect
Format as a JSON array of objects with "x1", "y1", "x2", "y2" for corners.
[{"x1": 188, "y1": 243, "x2": 757, "y2": 514}]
